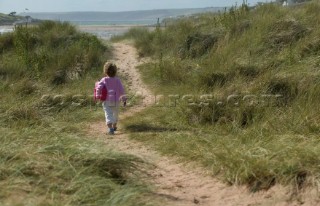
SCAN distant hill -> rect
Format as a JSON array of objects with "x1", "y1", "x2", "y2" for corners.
[
  {"x1": 0, "y1": 13, "x2": 42, "y2": 26},
  {"x1": 21, "y1": 8, "x2": 224, "y2": 25},
  {"x1": 0, "y1": 13, "x2": 24, "y2": 25}
]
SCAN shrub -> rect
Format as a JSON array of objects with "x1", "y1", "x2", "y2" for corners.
[
  {"x1": 0, "y1": 58, "x2": 26, "y2": 79},
  {"x1": 230, "y1": 20, "x2": 252, "y2": 36},
  {"x1": 0, "y1": 33, "x2": 14, "y2": 52},
  {"x1": 7, "y1": 106, "x2": 41, "y2": 122},
  {"x1": 179, "y1": 33, "x2": 219, "y2": 58},
  {"x1": 13, "y1": 79, "x2": 37, "y2": 96},
  {"x1": 235, "y1": 64, "x2": 260, "y2": 79},
  {"x1": 265, "y1": 18, "x2": 309, "y2": 50},
  {"x1": 300, "y1": 38, "x2": 320, "y2": 57},
  {"x1": 51, "y1": 69, "x2": 67, "y2": 85},
  {"x1": 199, "y1": 72, "x2": 229, "y2": 88},
  {"x1": 181, "y1": 97, "x2": 263, "y2": 127},
  {"x1": 158, "y1": 58, "x2": 191, "y2": 83},
  {"x1": 267, "y1": 78, "x2": 299, "y2": 105}
]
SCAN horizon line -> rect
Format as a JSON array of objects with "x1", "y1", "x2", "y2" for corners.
[{"x1": 15, "y1": 6, "x2": 232, "y2": 14}]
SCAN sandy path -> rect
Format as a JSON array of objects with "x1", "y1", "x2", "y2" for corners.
[{"x1": 89, "y1": 43, "x2": 319, "y2": 206}]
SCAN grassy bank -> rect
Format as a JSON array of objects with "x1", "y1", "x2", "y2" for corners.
[
  {"x1": 118, "y1": 0, "x2": 320, "y2": 193},
  {"x1": 0, "y1": 21, "x2": 154, "y2": 205}
]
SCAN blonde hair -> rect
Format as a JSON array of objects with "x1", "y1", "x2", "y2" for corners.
[{"x1": 103, "y1": 62, "x2": 117, "y2": 77}]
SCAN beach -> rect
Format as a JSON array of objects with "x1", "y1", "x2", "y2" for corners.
[
  {"x1": 0, "y1": 25, "x2": 14, "y2": 34},
  {"x1": 0, "y1": 24, "x2": 155, "y2": 39},
  {"x1": 77, "y1": 24, "x2": 155, "y2": 39}
]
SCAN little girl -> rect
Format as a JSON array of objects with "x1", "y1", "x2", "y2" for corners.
[{"x1": 96, "y1": 62, "x2": 126, "y2": 135}]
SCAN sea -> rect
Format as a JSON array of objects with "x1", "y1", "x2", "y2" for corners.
[
  {"x1": 73, "y1": 20, "x2": 157, "y2": 39},
  {"x1": 0, "y1": 20, "x2": 157, "y2": 39}
]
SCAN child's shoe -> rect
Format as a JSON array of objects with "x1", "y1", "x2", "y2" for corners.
[{"x1": 107, "y1": 128, "x2": 115, "y2": 135}]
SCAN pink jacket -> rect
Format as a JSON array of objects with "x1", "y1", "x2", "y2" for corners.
[{"x1": 97, "y1": 77, "x2": 126, "y2": 102}]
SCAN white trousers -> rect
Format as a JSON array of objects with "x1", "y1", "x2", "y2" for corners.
[{"x1": 102, "y1": 101, "x2": 120, "y2": 124}]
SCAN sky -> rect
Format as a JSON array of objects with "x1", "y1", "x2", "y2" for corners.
[{"x1": 0, "y1": 0, "x2": 270, "y2": 14}]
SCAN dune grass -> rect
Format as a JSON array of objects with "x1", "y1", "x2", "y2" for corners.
[
  {"x1": 120, "y1": 0, "x2": 320, "y2": 193},
  {"x1": 0, "y1": 21, "x2": 156, "y2": 205}
]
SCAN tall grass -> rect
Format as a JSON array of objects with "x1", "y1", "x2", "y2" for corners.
[
  {"x1": 0, "y1": 21, "x2": 155, "y2": 205},
  {"x1": 1, "y1": 20, "x2": 107, "y2": 83},
  {"x1": 120, "y1": 0, "x2": 320, "y2": 193}
]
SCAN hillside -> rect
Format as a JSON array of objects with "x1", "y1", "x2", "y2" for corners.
[
  {"x1": 0, "y1": 13, "x2": 24, "y2": 25},
  {"x1": 22, "y1": 7, "x2": 224, "y2": 24},
  {"x1": 0, "y1": 12, "x2": 43, "y2": 26},
  {"x1": 115, "y1": 0, "x2": 320, "y2": 198}
]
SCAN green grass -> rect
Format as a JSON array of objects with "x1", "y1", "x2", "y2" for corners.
[
  {"x1": 0, "y1": 21, "x2": 156, "y2": 205},
  {"x1": 120, "y1": 0, "x2": 320, "y2": 193},
  {"x1": 0, "y1": 109, "x2": 156, "y2": 205}
]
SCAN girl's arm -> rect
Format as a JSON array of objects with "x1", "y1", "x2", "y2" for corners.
[
  {"x1": 96, "y1": 77, "x2": 106, "y2": 95},
  {"x1": 118, "y1": 79, "x2": 126, "y2": 102}
]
